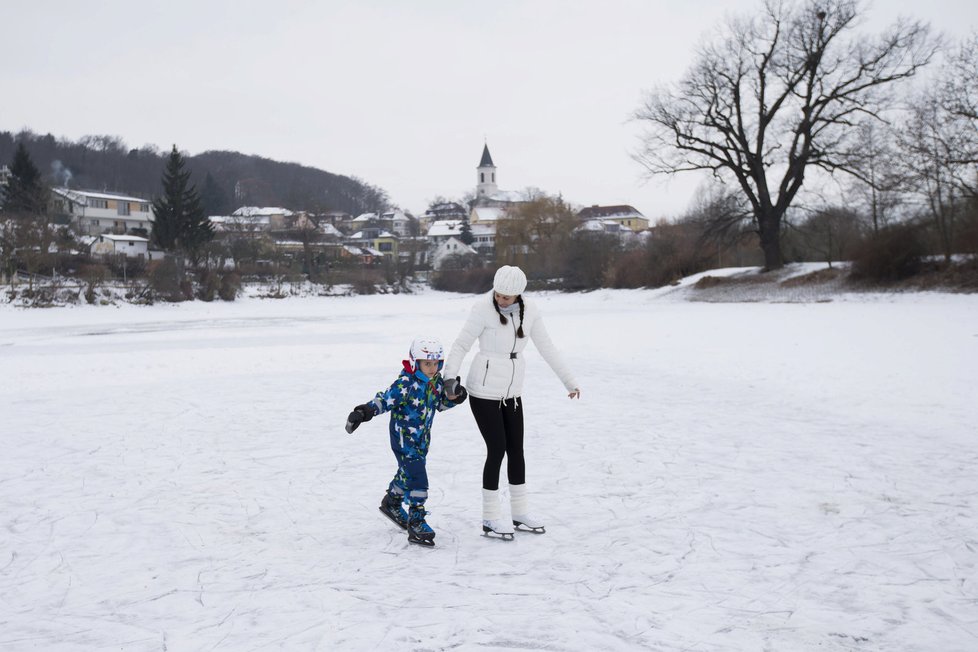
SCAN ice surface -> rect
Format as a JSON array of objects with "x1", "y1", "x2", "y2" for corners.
[{"x1": 2, "y1": 287, "x2": 977, "y2": 650}]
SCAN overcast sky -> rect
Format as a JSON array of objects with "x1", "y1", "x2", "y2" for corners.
[{"x1": 3, "y1": 0, "x2": 976, "y2": 219}]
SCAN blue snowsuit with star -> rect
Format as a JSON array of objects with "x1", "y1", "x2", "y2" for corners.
[{"x1": 368, "y1": 362, "x2": 459, "y2": 507}]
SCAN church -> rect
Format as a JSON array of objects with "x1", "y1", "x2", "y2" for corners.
[{"x1": 469, "y1": 143, "x2": 526, "y2": 226}]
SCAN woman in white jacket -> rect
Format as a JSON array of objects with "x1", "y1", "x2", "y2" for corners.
[{"x1": 443, "y1": 265, "x2": 580, "y2": 538}]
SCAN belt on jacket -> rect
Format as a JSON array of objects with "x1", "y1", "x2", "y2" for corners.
[{"x1": 482, "y1": 351, "x2": 520, "y2": 359}]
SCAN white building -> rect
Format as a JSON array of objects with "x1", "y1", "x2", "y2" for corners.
[
  {"x1": 231, "y1": 206, "x2": 294, "y2": 230},
  {"x1": 50, "y1": 187, "x2": 154, "y2": 236},
  {"x1": 89, "y1": 234, "x2": 153, "y2": 259},
  {"x1": 574, "y1": 219, "x2": 638, "y2": 247},
  {"x1": 380, "y1": 210, "x2": 412, "y2": 237},
  {"x1": 431, "y1": 236, "x2": 479, "y2": 270},
  {"x1": 577, "y1": 205, "x2": 650, "y2": 232}
]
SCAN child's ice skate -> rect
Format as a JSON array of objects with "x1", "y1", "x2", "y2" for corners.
[
  {"x1": 407, "y1": 505, "x2": 435, "y2": 547},
  {"x1": 379, "y1": 491, "x2": 408, "y2": 530}
]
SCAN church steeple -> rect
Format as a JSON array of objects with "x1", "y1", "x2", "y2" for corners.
[
  {"x1": 477, "y1": 143, "x2": 497, "y2": 198},
  {"x1": 479, "y1": 144, "x2": 494, "y2": 168}
]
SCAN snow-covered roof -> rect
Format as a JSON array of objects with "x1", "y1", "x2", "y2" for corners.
[
  {"x1": 211, "y1": 214, "x2": 270, "y2": 224},
  {"x1": 98, "y1": 234, "x2": 149, "y2": 243},
  {"x1": 319, "y1": 223, "x2": 343, "y2": 237},
  {"x1": 352, "y1": 212, "x2": 377, "y2": 223},
  {"x1": 52, "y1": 187, "x2": 151, "y2": 204},
  {"x1": 435, "y1": 236, "x2": 478, "y2": 256},
  {"x1": 575, "y1": 219, "x2": 633, "y2": 234},
  {"x1": 232, "y1": 206, "x2": 294, "y2": 217},
  {"x1": 471, "y1": 206, "x2": 507, "y2": 222},
  {"x1": 426, "y1": 219, "x2": 465, "y2": 237},
  {"x1": 351, "y1": 230, "x2": 396, "y2": 240},
  {"x1": 485, "y1": 190, "x2": 524, "y2": 203}
]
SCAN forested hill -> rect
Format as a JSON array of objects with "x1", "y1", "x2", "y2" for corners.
[{"x1": 0, "y1": 130, "x2": 391, "y2": 216}]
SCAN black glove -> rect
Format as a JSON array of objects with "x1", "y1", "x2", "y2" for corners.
[
  {"x1": 345, "y1": 404, "x2": 374, "y2": 434},
  {"x1": 452, "y1": 385, "x2": 468, "y2": 405},
  {"x1": 446, "y1": 376, "x2": 467, "y2": 404}
]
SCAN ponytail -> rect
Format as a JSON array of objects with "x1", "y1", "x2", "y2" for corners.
[{"x1": 516, "y1": 297, "x2": 525, "y2": 338}]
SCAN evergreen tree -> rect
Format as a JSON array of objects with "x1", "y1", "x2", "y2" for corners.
[
  {"x1": 3, "y1": 142, "x2": 48, "y2": 215},
  {"x1": 152, "y1": 145, "x2": 214, "y2": 262},
  {"x1": 460, "y1": 215, "x2": 474, "y2": 245}
]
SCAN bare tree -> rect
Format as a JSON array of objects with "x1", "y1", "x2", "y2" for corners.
[
  {"x1": 634, "y1": 0, "x2": 936, "y2": 270},
  {"x1": 844, "y1": 120, "x2": 905, "y2": 234},
  {"x1": 898, "y1": 93, "x2": 972, "y2": 264},
  {"x1": 789, "y1": 205, "x2": 865, "y2": 266},
  {"x1": 937, "y1": 33, "x2": 978, "y2": 197},
  {"x1": 494, "y1": 195, "x2": 579, "y2": 278},
  {"x1": 683, "y1": 184, "x2": 755, "y2": 266}
]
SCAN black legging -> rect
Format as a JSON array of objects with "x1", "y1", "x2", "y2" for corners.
[{"x1": 469, "y1": 396, "x2": 525, "y2": 490}]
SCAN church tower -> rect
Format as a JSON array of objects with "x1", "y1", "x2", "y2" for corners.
[{"x1": 476, "y1": 143, "x2": 498, "y2": 199}]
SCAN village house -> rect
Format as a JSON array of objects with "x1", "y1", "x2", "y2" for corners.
[
  {"x1": 426, "y1": 219, "x2": 495, "y2": 257},
  {"x1": 576, "y1": 205, "x2": 649, "y2": 232},
  {"x1": 421, "y1": 201, "x2": 467, "y2": 231},
  {"x1": 88, "y1": 233, "x2": 158, "y2": 259},
  {"x1": 50, "y1": 187, "x2": 155, "y2": 236},
  {"x1": 430, "y1": 236, "x2": 479, "y2": 270}
]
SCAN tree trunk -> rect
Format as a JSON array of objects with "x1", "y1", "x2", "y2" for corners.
[{"x1": 757, "y1": 214, "x2": 784, "y2": 271}]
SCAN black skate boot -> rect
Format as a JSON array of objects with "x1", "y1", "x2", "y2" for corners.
[
  {"x1": 407, "y1": 505, "x2": 436, "y2": 547},
  {"x1": 379, "y1": 491, "x2": 408, "y2": 530}
]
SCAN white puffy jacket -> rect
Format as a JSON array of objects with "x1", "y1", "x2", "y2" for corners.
[{"x1": 443, "y1": 294, "x2": 578, "y2": 401}]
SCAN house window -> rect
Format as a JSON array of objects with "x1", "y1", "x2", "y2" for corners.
[
  {"x1": 492, "y1": 173, "x2": 495, "y2": 182},
  {"x1": 480, "y1": 173, "x2": 484, "y2": 183},
  {"x1": 118, "y1": 202, "x2": 130, "y2": 216},
  {"x1": 90, "y1": 199, "x2": 108, "y2": 209},
  {"x1": 139, "y1": 203, "x2": 149, "y2": 212}
]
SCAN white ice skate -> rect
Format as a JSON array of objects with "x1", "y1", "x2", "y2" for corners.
[
  {"x1": 482, "y1": 489, "x2": 514, "y2": 540},
  {"x1": 512, "y1": 513, "x2": 546, "y2": 534},
  {"x1": 510, "y1": 484, "x2": 546, "y2": 533},
  {"x1": 482, "y1": 519, "x2": 515, "y2": 540}
]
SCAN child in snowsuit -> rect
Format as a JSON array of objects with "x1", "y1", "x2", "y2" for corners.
[{"x1": 345, "y1": 337, "x2": 467, "y2": 546}]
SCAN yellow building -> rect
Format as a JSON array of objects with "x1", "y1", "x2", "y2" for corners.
[{"x1": 577, "y1": 205, "x2": 649, "y2": 232}]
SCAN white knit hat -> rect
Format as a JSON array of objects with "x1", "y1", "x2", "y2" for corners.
[{"x1": 493, "y1": 265, "x2": 527, "y2": 295}]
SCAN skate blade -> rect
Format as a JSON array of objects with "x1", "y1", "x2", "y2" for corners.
[
  {"x1": 408, "y1": 536, "x2": 435, "y2": 547},
  {"x1": 482, "y1": 527, "x2": 514, "y2": 541},
  {"x1": 513, "y1": 522, "x2": 546, "y2": 534}
]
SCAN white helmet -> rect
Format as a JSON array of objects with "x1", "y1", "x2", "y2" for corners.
[
  {"x1": 410, "y1": 337, "x2": 444, "y2": 370},
  {"x1": 493, "y1": 265, "x2": 527, "y2": 296}
]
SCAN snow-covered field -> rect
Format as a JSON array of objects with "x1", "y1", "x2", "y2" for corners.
[{"x1": 2, "y1": 285, "x2": 977, "y2": 651}]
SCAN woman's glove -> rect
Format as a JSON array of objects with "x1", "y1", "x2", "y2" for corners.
[{"x1": 345, "y1": 404, "x2": 374, "y2": 434}]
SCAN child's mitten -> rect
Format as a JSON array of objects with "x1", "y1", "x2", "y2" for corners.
[{"x1": 345, "y1": 404, "x2": 374, "y2": 433}]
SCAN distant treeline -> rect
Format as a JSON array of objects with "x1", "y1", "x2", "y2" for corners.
[{"x1": 0, "y1": 130, "x2": 391, "y2": 217}]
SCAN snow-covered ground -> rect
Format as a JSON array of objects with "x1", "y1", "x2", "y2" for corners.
[{"x1": 2, "y1": 286, "x2": 977, "y2": 651}]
